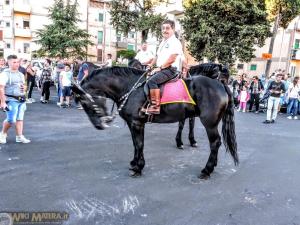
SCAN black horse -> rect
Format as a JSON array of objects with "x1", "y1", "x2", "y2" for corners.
[
  {"x1": 72, "y1": 66, "x2": 238, "y2": 179},
  {"x1": 127, "y1": 60, "x2": 230, "y2": 149},
  {"x1": 175, "y1": 63, "x2": 230, "y2": 149},
  {"x1": 128, "y1": 58, "x2": 145, "y2": 70}
]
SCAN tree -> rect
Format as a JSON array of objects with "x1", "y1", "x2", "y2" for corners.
[
  {"x1": 264, "y1": 0, "x2": 300, "y2": 76},
  {"x1": 110, "y1": 0, "x2": 167, "y2": 42},
  {"x1": 182, "y1": 0, "x2": 271, "y2": 66},
  {"x1": 35, "y1": 0, "x2": 93, "y2": 58}
]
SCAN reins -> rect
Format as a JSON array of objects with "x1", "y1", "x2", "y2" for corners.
[{"x1": 72, "y1": 69, "x2": 150, "y2": 119}]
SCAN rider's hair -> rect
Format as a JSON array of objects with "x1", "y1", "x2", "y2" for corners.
[
  {"x1": 162, "y1": 19, "x2": 175, "y2": 29},
  {"x1": 7, "y1": 55, "x2": 18, "y2": 60}
]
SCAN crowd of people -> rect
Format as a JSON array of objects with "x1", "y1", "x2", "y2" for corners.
[
  {"x1": 0, "y1": 19, "x2": 299, "y2": 146},
  {"x1": 230, "y1": 70, "x2": 300, "y2": 123}
]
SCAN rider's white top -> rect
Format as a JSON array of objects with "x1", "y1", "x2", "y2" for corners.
[
  {"x1": 135, "y1": 50, "x2": 154, "y2": 65},
  {"x1": 156, "y1": 34, "x2": 183, "y2": 69}
]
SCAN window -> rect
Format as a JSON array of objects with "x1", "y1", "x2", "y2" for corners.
[
  {"x1": 237, "y1": 64, "x2": 244, "y2": 69},
  {"x1": 6, "y1": 43, "x2": 11, "y2": 48},
  {"x1": 128, "y1": 32, "x2": 135, "y2": 39},
  {"x1": 294, "y1": 39, "x2": 300, "y2": 49},
  {"x1": 116, "y1": 33, "x2": 121, "y2": 42},
  {"x1": 6, "y1": 22, "x2": 10, "y2": 27},
  {"x1": 24, "y1": 43, "x2": 30, "y2": 53},
  {"x1": 250, "y1": 64, "x2": 257, "y2": 71},
  {"x1": 98, "y1": 13, "x2": 104, "y2": 22},
  {"x1": 127, "y1": 44, "x2": 135, "y2": 51},
  {"x1": 97, "y1": 31, "x2": 103, "y2": 44},
  {"x1": 23, "y1": 20, "x2": 30, "y2": 29},
  {"x1": 5, "y1": 0, "x2": 10, "y2": 5}
]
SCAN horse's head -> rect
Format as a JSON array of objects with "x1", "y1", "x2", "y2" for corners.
[
  {"x1": 72, "y1": 81, "x2": 113, "y2": 130},
  {"x1": 128, "y1": 59, "x2": 144, "y2": 70},
  {"x1": 218, "y1": 65, "x2": 230, "y2": 84}
]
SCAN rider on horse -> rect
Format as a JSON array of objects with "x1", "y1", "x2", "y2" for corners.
[{"x1": 143, "y1": 19, "x2": 184, "y2": 114}]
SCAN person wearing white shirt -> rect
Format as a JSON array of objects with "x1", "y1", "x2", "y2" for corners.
[
  {"x1": 135, "y1": 43, "x2": 154, "y2": 69},
  {"x1": 101, "y1": 54, "x2": 113, "y2": 67},
  {"x1": 142, "y1": 20, "x2": 184, "y2": 114}
]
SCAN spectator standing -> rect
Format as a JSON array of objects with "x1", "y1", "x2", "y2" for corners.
[
  {"x1": 101, "y1": 54, "x2": 113, "y2": 67},
  {"x1": 263, "y1": 73, "x2": 286, "y2": 124},
  {"x1": 0, "y1": 55, "x2": 31, "y2": 144},
  {"x1": 232, "y1": 75, "x2": 242, "y2": 108},
  {"x1": 59, "y1": 64, "x2": 73, "y2": 107},
  {"x1": 26, "y1": 62, "x2": 37, "y2": 103},
  {"x1": 54, "y1": 60, "x2": 65, "y2": 106},
  {"x1": 0, "y1": 57, "x2": 7, "y2": 73},
  {"x1": 39, "y1": 59, "x2": 52, "y2": 104},
  {"x1": 287, "y1": 77, "x2": 300, "y2": 120},
  {"x1": 248, "y1": 76, "x2": 264, "y2": 113},
  {"x1": 237, "y1": 86, "x2": 250, "y2": 112},
  {"x1": 75, "y1": 56, "x2": 89, "y2": 109}
]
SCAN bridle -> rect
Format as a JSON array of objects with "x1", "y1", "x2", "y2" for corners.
[{"x1": 72, "y1": 69, "x2": 149, "y2": 122}]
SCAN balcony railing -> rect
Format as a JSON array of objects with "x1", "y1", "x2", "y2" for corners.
[
  {"x1": 14, "y1": 3, "x2": 31, "y2": 14},
  {"x1": 14, "y1": 28, "x2": 31, "y2": 38}
]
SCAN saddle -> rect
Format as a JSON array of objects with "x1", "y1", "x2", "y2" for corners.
[{"x1": 143, "y1": 77, "x2": 195, "y2": 106}]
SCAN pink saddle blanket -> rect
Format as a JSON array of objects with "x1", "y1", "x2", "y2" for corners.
[{"x1": 160, "y1": 79, "x2": 196, "y2": 105}]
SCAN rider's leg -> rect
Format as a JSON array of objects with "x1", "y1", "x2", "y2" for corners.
[{"x1": 145, "y1": 68, "x2": 176, "y2": 114}]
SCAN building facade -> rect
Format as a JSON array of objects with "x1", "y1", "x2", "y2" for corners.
[{"x1": 0, "y1": 0, "x2": 141, "y2": 63}]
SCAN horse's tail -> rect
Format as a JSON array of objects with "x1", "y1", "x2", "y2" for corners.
[{"x1": 222, "y1": 83, "x2": 239, "y2": 165}]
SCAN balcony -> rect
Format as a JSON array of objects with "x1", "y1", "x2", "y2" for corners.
[
  {"x1": 116, "y1": 41, "x2": 127, "y2": 49},
  {"x1": 165, "y1": 1, "x2": 184, "y2": 15},
  {"x1": 14, "y1": 28, "x2": 31, "y2": 38},
  {"x1": 14, "y1": 3, "x2": 31, "y2": 14}
]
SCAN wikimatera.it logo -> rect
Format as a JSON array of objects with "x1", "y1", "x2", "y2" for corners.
[{"x1": 0, "y1": 212, "x2": 69, "y2": 225}]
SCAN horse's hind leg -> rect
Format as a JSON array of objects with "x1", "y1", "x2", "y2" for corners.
[
  {"x1": 199, "y1": 125, "x2": 221, "y2": 179},
  {"x1": 188, "y1": 117, "x2": 197, "y2": 147},
  {"x1": 175, "y1": 120, "x2": 185, "y2": 149}
]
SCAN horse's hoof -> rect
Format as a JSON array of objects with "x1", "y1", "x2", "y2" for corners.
[
  {"x1": 191, "y1": 142, "x2": 198, "y2": 148},
  {"x1": 177, "y1": 145, "x2": 184, "y2": 150},
  {"x1": 130, "y1": 171, "x2": 142, "y2": 178},
  {"x1": 198, "y1": 172, "x2": 210, "y2": 180}
]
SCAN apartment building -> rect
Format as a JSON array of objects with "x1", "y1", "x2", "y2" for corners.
[
  {"x1": 87, "y1": 0, "x2": 141, "y2": 63},
  {"x1": 0, "y1": 0, "x2": 142, "y2": 63}
]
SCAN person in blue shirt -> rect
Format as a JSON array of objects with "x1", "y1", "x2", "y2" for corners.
[
  {"x1": 75, "y1": 56, "x2": 89, "y2": 83},
  {"x1": 75, "y1": 56, "x2": 89, "y2": 109}
]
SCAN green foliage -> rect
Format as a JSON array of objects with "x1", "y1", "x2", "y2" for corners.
[
  {"x1": 182, "y1": 0, "x2": 271, "y2": 65},
  {"x1": 110, "y1": 0, "x2": 167, "y2": 41},
  {"x1": 117, "y1": 49, "x2": 136, "y2": 59},
  {"x1": 266, "y1": 0, "x2": 300, "y2": 28},
  {"x1": 35, "y1": 0, "x2": 93, "y2": 58}
]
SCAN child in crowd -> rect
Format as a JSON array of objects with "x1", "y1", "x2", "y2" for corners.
[
  {"x1": 237, "y1": 86, "x2": 250, "y2": 112},
  {"x1": 59, "y1": 64, "x2": 73, "y2": 107}
]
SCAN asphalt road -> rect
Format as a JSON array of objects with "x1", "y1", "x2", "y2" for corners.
[{"x1": 0, "y1": 91, "x2": 300, "y2": 225}]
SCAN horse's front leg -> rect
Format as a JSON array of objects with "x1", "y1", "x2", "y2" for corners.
[
  {"x1": 176, "y1": 120, "x2": 185, "y2": 149},
  {"x1": 128, "y1": 121, "x2": 145, "y2": 177},
  {"x1": 189, "y1": 117, "x2": 197, "y2": 147}
]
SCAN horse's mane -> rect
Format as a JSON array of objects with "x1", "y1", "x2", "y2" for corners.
[
  {"x1": 189, "y1": 63, "x2": 222, "y2": 75},
  {"x1": 88, "y1": 66, "x2": 145, "y2": 80},
  {"x1": 189, "y1": 63, "x2": 230, "y2": 80}
]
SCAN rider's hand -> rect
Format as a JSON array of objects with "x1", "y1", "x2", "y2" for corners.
[{"x1": 150, "y1": 67, "x2": 161, "y2": 75}]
